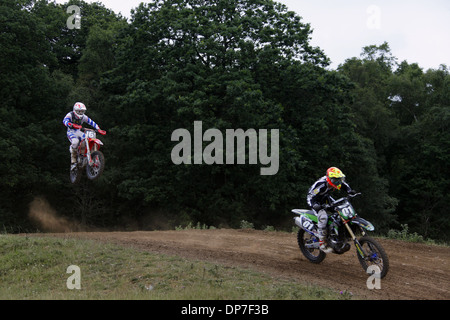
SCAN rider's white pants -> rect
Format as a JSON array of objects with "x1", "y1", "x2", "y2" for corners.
[
  {"x1": 67, "y1": 129, "x2": 84, "y2": 162},
  {"x1": 316, "y1": 209, "x2": 328, "y2": 232},
  {"x1": 67, "y1": 129, "x2": 84, "y2": 152}
]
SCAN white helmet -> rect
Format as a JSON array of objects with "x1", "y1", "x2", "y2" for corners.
[{"x1": 73, "y1": 102, "x2": 86, "y2": 119}]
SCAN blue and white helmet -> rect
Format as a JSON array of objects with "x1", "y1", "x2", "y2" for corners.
[{"x1": 73, "y1": 102, "x2": 86, "y2": 120}]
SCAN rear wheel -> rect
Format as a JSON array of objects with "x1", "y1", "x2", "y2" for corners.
[
  {"x1": 297, "y1": 229, "x2": 326, "y2": 264},
  {"x1": 86, "y1": 151, "x2": 105, "y2": 181}
]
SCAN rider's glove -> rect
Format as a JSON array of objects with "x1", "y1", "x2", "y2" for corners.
[
  {"x1": 312, "y1": 203, "x2": 322, "y2": 212},
  {"x1": 67, "y1": 122, "x2": 81, "y2": 129}
]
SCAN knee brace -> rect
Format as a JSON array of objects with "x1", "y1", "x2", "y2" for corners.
[{"x1": 317, "y1": 209, "x2": 328, "y2": 230}]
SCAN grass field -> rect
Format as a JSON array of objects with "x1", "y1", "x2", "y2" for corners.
[{"x1": 0, "y1": 234, "x2": 350, "y2": 300}]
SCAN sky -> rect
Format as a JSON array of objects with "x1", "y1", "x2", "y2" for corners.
[{"x1": 57, "y1": 0, "x2": 450, "y2": 70}]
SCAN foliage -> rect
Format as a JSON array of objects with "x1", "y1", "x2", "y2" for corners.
[
  {"x1": 386, "y1": 224, "x2": 431, "y2": 244},
  {"x1": 339, "y1": 43, "x2": 449, "y2": 240},
  {"x1": 0, "y1": 1, "x2": 448, "y2": 241}
]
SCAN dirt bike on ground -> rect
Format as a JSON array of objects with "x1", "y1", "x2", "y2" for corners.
[
  {"x1": 70, "y1": 127, "x2": 106, "y2": 184},
  {"x1": 292, "y1": 193, "x2": 389, "y2": 278}
]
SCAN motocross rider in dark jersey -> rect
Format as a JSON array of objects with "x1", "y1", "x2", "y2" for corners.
[{"x1": 307, "y1": 167, "x2": 356, "y2": 253}]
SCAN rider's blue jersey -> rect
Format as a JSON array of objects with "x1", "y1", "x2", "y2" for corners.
[{"x1": 63, "y1": 112, "x2": 99, "y2": 131}]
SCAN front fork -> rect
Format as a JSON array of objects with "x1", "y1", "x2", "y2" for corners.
[
  {"x1": 80, "y1": 137, "x2": 97, "y2": 166},
  {"x1": 342, "y1": 216, "x2": 366, "y2": 259}
]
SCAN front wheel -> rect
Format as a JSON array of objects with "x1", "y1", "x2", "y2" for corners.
[
  {"x1": 86, "y1": 151, "x2": 105, "y2": 181},
  {"x1": 297, "y1": 229, "x2": 326, "y2": 264},
  {"x1": 356, "y1": 236, "x2": 389, "y2": 279}
]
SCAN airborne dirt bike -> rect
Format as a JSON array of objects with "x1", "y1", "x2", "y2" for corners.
[
  {"x1": 292, "y1": 193, "x2": 389, "y2": 278},
  {"x1": 70, "y1": 127, "x2": 106, "y2": 184}
]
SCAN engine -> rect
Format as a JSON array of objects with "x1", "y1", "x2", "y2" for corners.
[{"x1": 328, "y1": 218, "x2": 351, "y2": 254}]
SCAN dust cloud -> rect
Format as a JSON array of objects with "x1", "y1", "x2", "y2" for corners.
[{"x1": 28, "y1": 197, "x2": 80, "y2": 233}]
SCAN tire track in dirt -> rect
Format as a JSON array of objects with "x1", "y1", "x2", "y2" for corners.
[{"x1": 29, "y1": 229, "x2": 450, "y2": 300}]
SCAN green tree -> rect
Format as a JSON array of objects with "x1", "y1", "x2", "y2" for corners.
[
  {"x1": 0, "y1": 0, "x2": 126, "y2": 231},
  {"x1": 338, "y1": 43, "x2": 402, "y2": 230},
  {"x1": 99, "y1": 0, "x2": 395, "y2": 229},
  {"x1": 389, "y1": 65, "x2": 450, "y2": 240},
  {"x1": 340, "y1": 43, "x2": 450, "y2": 241},
  {"x1": 0, "y1": 0, "x2": 67, "y2": 230}
]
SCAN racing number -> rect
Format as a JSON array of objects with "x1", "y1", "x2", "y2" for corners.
[{"x1": 303, "y1": 220, "x2": 313, "y2": 230}]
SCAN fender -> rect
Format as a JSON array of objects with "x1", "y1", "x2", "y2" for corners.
[
  {"x1": 351, "y1": 216, "x2": 375, "y2": 231},
  {"x1": 88, "y1": 138, "x2": 103, "y2": 150},
  {"x1": 292, "y1": 209, "x2": 318, "y2": 235},
  {"x1": 292, "y1": 209, "x2": 317, "y2": 223}
]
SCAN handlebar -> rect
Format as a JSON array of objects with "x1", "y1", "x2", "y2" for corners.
[
  {"x1": 327, "y1": 192, "x2": 362, "y2": 208},
  {"x1": 77, "y1": 127, "x2": 106, "y2": 135}
]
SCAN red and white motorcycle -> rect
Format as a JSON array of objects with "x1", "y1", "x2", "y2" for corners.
[{"x1": 69, "y1": 126, "x2": 106, "y2": 184}]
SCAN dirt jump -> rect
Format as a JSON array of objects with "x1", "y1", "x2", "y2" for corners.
[{"x1": 38, "y1": 228, "x2": 449, "y2": 300}]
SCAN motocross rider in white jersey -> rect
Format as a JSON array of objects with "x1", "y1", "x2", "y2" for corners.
[
  {"x1": 63, "y1": 102, "x2": 105, "y2": 170},
  {"x1": 307, "y1": 167, "x2": 356, "y2": 253}
]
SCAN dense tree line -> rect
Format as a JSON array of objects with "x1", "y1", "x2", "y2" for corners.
[{"x1": 1, "y1": 0, "x2": 448, "y2": 241}]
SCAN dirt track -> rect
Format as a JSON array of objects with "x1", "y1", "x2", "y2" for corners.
[{"x1": 35, "y1": 228, "x2": 449, "y2": 300}]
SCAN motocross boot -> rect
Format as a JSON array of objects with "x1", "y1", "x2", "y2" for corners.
[
  {"x1": 318, "y1": 229, "x2": 333, "y2": 253},
  {"x1": 70, "y1": 147, "x2": 77, "y2": 170}
]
